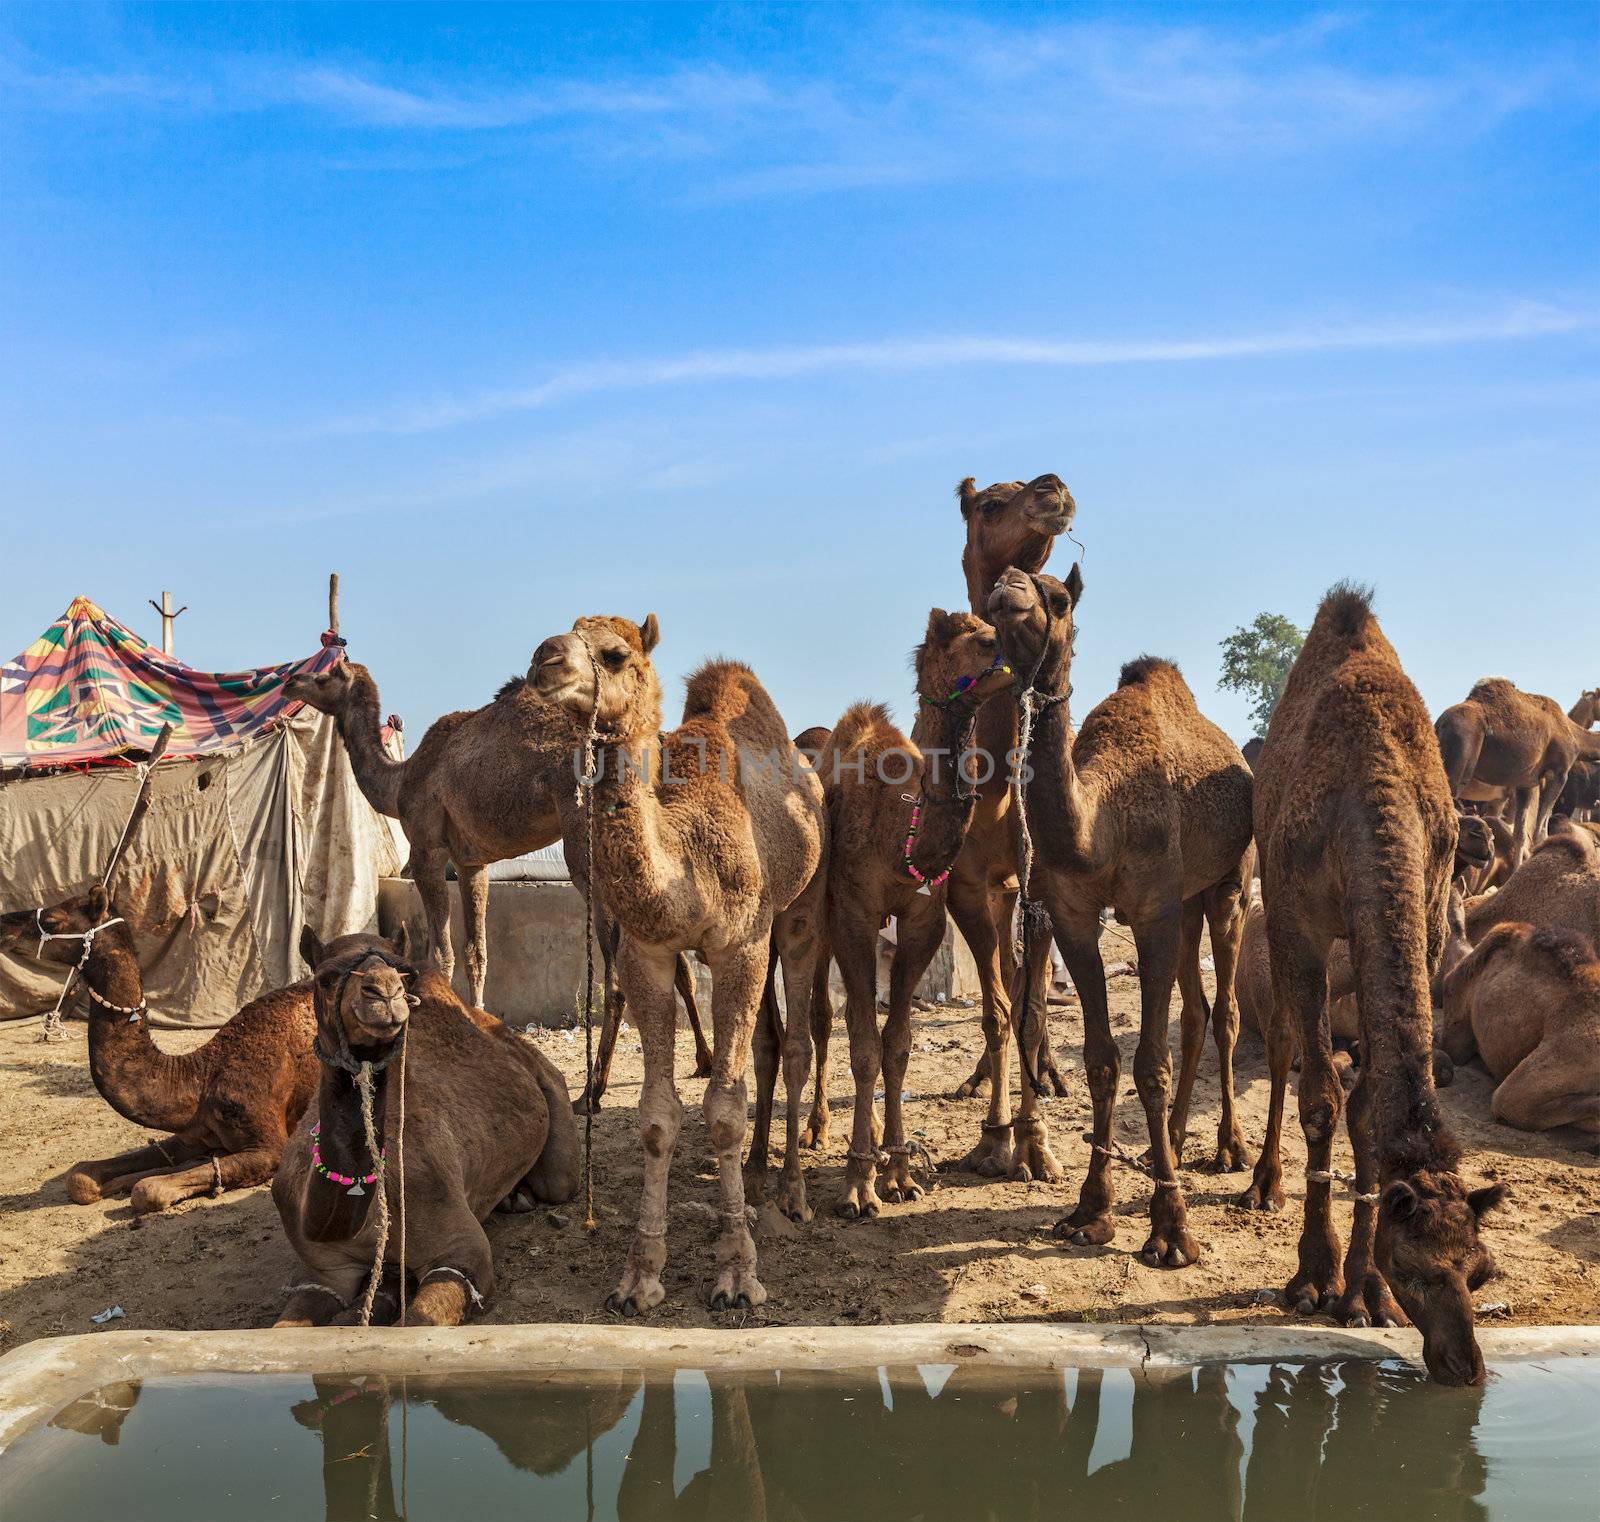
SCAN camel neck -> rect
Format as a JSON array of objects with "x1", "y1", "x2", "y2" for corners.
[
  {"x1": 589, "y1": 729, "x2": 694, "y2": 942},
  {"x1": 330, "y1": 672, "x2": 403, "y2": 817},
  {"x1": 302, "y1": 1061, "x2": 388, "y2": 1243},
  {"x1": 1013, "y1": 654, "x2": 1095, "y2": 868},
  {"x1": 906, "y1": 702, "x2": 984, "y2": 880},
  {"x1": 82, "y1": 931, "x2": 205, "y2": 1134}
]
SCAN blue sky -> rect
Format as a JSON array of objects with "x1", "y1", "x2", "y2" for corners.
[{"x1": 3, "y1": 2, "x2": 1596, "y2": 743}]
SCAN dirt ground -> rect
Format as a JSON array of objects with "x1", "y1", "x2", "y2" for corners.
[{"x1": 1, "y1": 961, "x2": 1595, "y2": 1353}]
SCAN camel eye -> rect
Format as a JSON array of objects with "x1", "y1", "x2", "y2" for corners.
[{"x1": 602, "y1": 648, "x2": 627, "y2": 669}]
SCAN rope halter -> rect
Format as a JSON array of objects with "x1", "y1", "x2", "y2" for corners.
[{"x1": 34, "y1": 911, "x2": 145, "y2": 1025}]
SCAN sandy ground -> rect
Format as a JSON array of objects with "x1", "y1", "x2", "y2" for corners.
[{"x1": 1, "y1": 963, "x2": 1595, "y2": 1353}]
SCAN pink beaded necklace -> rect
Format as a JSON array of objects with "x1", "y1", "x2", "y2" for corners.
[{"x1": 310, "y1": 1121, "x2": 383, "y2": 1196}]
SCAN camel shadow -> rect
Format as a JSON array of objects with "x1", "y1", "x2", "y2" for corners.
[{"x1": 0, "y1": 1055, "x2": 96, "y2": 1101}]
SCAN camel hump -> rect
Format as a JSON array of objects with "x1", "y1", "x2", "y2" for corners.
[
  {"x1": 681, "y1": 658, "x2": 766, "y2": 721},
  {"x1": 1467, "y1": 675, "x2": 1515, "y2": 700},
  {"x1": 815, "y1": 702, "x2": 901, "y2": 786},
  {"x1": 1117, "y1": 654, "x2": 1188, "y2": 697},
  {"x1": 1525, "y1": 925, "x2": 1600, "y2": 979}
]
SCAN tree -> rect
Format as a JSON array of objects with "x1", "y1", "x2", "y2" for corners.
[{"x1": 1218, "y1": 612, "x2": 1305, "y2": 737}]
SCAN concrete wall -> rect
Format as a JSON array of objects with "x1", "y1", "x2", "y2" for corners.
[{"x1": 377, "y1": 877, "x2": 981, "y2": 1027}]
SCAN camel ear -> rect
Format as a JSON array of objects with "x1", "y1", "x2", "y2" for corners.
[
  {"x1": 391, "y1": 923, "x2": 410, "y2": 960},
  {"x1": 1064, "y1": 562, "x2": 1085, "y2": 608},
  {"x1": 87, "y1": 884, "x2": 109, "y2": 921},
  {"x1": 639, "y1": 614, "x2": 660, "y2": 655},
  {"x1": 924, "y1": 608, "x2": 957, "y2": 643},
  {"x1": 1468, "y1": 1183, "x2": 1506, "y2": 1220},
  {"x1": 1382, "y1": 1180, "x2": 1419, "y2": 1222},
  {"x1": 956, "y1": 477, "x2": 977, "y2": 519},
  {"x1": 300, "y1": 925, "x2": 324, "y2": 972}
]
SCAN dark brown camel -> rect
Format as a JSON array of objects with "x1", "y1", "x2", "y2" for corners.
[
  {"x1": 274, "y1": 928, "x2": 578, "y2": 1326},
  {"x1": 284, "y1": 657, "x2": 711, "y2": 1107},
  {"x1": 945, "y1": 475, "x2": 1078, "y2": 1178},
  {"x1": 1249, "y1": 583, "x2": 1502, "y2": 1386},
  {"x1": 982, "y1": 568, "x2": 1255, "y2": 1262},
  {"x1": 0, "y1": 885, "x2": 323, "y2": 1214}
]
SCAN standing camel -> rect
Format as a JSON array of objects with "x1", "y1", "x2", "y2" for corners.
[
  {"x1": 1571, "y1": 689, "x2": 1600, "y2": 730},
  {"x1": 1250, "y1": 583, "x2": 1502, "y2": 1385},
  {"x1": 982, "y1": 568, "x2": 1254, "y2": 1264},
  {"x1": 1434, "y1": 678, "x2": 1583, "y2": 866},
  {"x1": 274, "y1": 927, "x2": 578, "y2": 1327},
  {"x1": 779, "y1": 610, "x2": 1015, "y2": 1218},
  {"x1": 943, "y1": 475, "x2": 1078, "y2": 1181},
  {"x1": 284, "y1": 658, "x2": 711, "y2": 1106},
  {"x1": 531, "y1": 613, "x2": 826, "y2": 1314},
  {"x1": 0, "y1": 886, "x2": 322, "y2": 1214}
]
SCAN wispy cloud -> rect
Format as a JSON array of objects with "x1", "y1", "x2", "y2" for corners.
[{"x1": 304, "y1": 303, "x2": 1595, "y2": 438}]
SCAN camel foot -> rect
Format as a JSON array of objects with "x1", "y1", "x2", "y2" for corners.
[
  {"x1": 66, "y1": 1170, "x2": 102, "y2": 1205},
  {"x1": 837, "y1": 1178, "x2": 883, "y2": 1221},
  {"x1": 877, "y1": 1154, "x2": 924, "y2": 1205},
  {"x1": 1139, "y1": 1227, "x2": 1202, "y2": 1269},
  {"x1": 1285, "y1": 1267, "x2": 1343, "y2": 1317},
  {"x1": 956, "y1": 1125, "x2": 1013, "y2": 1178},
  {"x1": 798, "y1": 1108, "x2": 830, "y2": 1151},
  {"x1": 1206, "y1": 1129, "x2": 1254, "y2": 1174},
  {"x1": 495, "y1": 1186, "x2": 538, "y2": 1214},
  {"x1": 1333, "y1": 1274, "x2": 1407, "y2": 1329},
  {"x1": 692, "y1": 1050, "x2": 714, "y2": 1080},
  {"x1": 710, "y1": 1268, "x2": 767, "y2": 1313},
  {"x1": 129, "y1": 1176, "x2": 188, "y2": 1215},
  {"x1": 1009, "y1": 1123, "x2": 1063, "y2": 1184},
  {"x1": 953, "y1": 1053, "x2": 989, "y2": 1101},
  {"x1": 572, "y1": 1087, "x2": 603, "y2": 1116},
  {"x1": 1052, "y1": 1212, "x2": 1116, "y2": 1247},
  {"x1": 1043, "y1": 1061, "x2": 1070, "y2": 1099},
  {"x1": 774, "y1": 1170, "x2": 813, "y2": 1224},
  {"x1": 1235, "y1": 1174, "x2": 1285, "y2": 1212},
  {"x1": 606, "y1": 1267, "x2": 666, "y2": 1318}
]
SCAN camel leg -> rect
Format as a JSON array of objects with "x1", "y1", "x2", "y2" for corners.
[
  {"x1": 67, "y1": 1136, "x2": 206, "y2": 1204},
  {"x1": 677, "y1": 954, "x2": 714, "y2": 1078},
  {"x1": 412, "y1": 847, "x2": 457, "y2": 986},
  {"x1": 1166, "y1": 898, "x2": 1210, "y2": 1166},
  {"x1": 1007, "y1": 918, "x2": 1064, "y2": 1184},
  {"x1": 878, "y1": 901, "x2": 944, "y2": 1205},
  {"x1": 799, "y1": 948, "x2": 834, "y2": 1149},
  {"x1": 1492, "y1": 1034, "x2": 1600, "y2": 1138},
  {"x1": 458, "y1": 863, "x2": 490, "y2": 1009},
  {"x1": 950, "y1": 878, "x2": 1016, "y2": 1174},
  {"x1": 1203, "y1": 873, "x2": 1252, "y2": 1172},
  {"x1": 577, "y1": 910, "x2": 624, "y2": 1115},
  {"x1": 1236, "y1": 1012, "x2": 1295, "y2": 1212},
  {"x1": 522, "y1": 1048, "x2": 581, "y2": 1204},
  {"x1": 771, "y1": 879, "x2": 825, "y2": 1222},
  {"x1": 744, "y1": 952, "x2": 782, "y2": 1204},
  {"x1": 703, "y1": 940, "x2": 768, "y2": 1311},
  {"x1": 1127, "y1": 905, "x2": 1201, "y2": 1269},
  {"x1": 1270, "y1": 920, "x2": 1344, "y2": 1315},
  {"x1": 407, "y1": 1212, "x2": 496, "y2": 1326},
  {"x1": 834, "y1": 914, "x2": 886, "y2": 1219},
  {"x1": 1508, "y1": 786, "x2": 1539, "y2": 868},
  {"x1": 1331, "y1": 1070, "x2": 1405, "y2": 1328},
  {"x1": 275, "y1": 1264, "x2": 370, "y2": 1328},
  {"x1": 956, "y1": 885, "x2": 1018, "y2": 1099},
  {"x1": 128, "y1": 1146, "x2": 281, "y2": 1216},
  {"x1": 607, "y1": 941, "x2": 683, "y2": 1317},
  {"x1": 1051, "y1": 910, "x2": 1118, "y2": 1245},
  {"x1": 1532, "y1": 766, "x2": 1566, "y2": 849}
]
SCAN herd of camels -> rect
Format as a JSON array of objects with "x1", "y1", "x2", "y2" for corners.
[{"x1": 5, "y1": 473, "x2": 1597, "y2": 1390}]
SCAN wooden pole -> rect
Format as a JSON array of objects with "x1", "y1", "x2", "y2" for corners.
[
  {"x1": 147, "y1": 591, "x2": 188, "y2": 656},
  {"x1": 328, "y1": 573, "x2": 340, "y2": 637}
]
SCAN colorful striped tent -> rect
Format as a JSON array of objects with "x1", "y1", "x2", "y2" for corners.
[
  {"x1": 0, "y1": 596, "x2": 341, "y2": 770},
  {"x1": 0, "y1": 599, "x2": 403, "y2": 1026}
]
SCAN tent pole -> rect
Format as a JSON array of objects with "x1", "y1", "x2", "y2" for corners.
[
  {"x1": 146, "y1": 591, "x2": 188, "y2": 656},
  {"x1": 328, "y1": 573, "x2": 340, "y2": 637}
]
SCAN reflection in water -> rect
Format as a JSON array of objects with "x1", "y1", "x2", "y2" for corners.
[{"x1": 18, "y1": 1356, "x2": 1595, "y2": 1522}]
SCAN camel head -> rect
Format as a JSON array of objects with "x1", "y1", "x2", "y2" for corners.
[
  {"x1": 284, "y1": 659, "x2": 360, "y2": 715},
  {"x1": 1573, "y1": 688, "x2": 1600, "y2": 728},
  {"x1": 1376, "y1": 1161, "x2": 1504, "y2": 1386},
  {"x1": 959, "y1": 474, "x2": 1076, "y2": 606},
  {"x1": 914, "y1": 610, "x2": 1012, "y2": 712},
  {"x1": 300, "y1": 924, "x2": 418, "y2": 1060},
  {"x1": 0, "y1": 885, "x2": 124, "y2": 966},
  {"x1": 985, "y1": 565, "x2": 1084, "y2": 690},
  {"x1": 530, "y1": 614, "x2": 662, "y2": 741}
]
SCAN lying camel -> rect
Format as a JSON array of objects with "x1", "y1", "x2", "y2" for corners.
[
  {"x1": 0, "y1": 886, "x2": 319, "y2": 1214},
  {"x1": 285, "y1": 657, "x2": 711, "y2": 1107},
  {"x1": 1464, "y1": 823, "x2": 1600, "y2": 947},
  {"x1": 273, "y1": 928, "x2": 578, "y2": 1326},
  {"x1": 1439, "y1": 923, "x2": 1600, "y2": 1138}
]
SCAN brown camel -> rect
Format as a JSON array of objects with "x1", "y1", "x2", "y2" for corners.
[
  {"x1": 273, "y1": 927, "x2": 578, "y2": 1327},
  {"x1": 284, "y1": 657, "x2": 711, "y2": 1106},
  {"x1": 531, "y1": 614, "x2": 827, "y2": 1313},
  {"x1": 944, "y1": 475, "x2": 1079, "y2": 1176},
  {"x1": 1571, "y1": 689, "x2": 1600, "y2": 730},
  {"x1": 1439, "y1": 922, "x2": 1600, "y2": 1138},
  {"x1": 1248, "y1": 583, "x2": 1502, "y2": 1385},
  {"x1": 982, "y1": 567, "x2": 1255, "y2": 1263},
  {"x1": 1434, "y1": 678, "x2": 1585, "y2": 865},
  {"x1": 782, "y1": 610, "x2": 1015, "y2": 1219},
  {"x1": 1464, "y1": 821, "x2": 1600, "y2": 947},
  {"x1": 0, "y1": 886, "x2": 320, "y2": 1214}
]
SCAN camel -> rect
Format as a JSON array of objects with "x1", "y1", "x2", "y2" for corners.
[
  {"x1": 1572, "y1": 689, "x2": 1600, "y2": 730},
  {"x1": 1434, "y1": 678, "x2": 1587, "y2": 866},
  {"x1": 273, "y1": 927, "x2": 578, "y2": 1327},
  {"x1": 1248, "y1": 583, "x2": 1502, "y2": 1385},
  {"x1": 1439, "y1": 922, "x2": 1600, "y2": 1138},
  {"x1": 0, "y1": 885, "x2": 321, "y2": 1214},
  {"x1": 1464, "y1": 821, "x2": 1600, "y2": 947},
  {"x1": 531, "y1": 613, "x2": 826, "y2": 1314},
  {"x1": 284, "y1": 657, "x2": 711, "y2": 1106},
  {"x1": 942, "y1": 475, "x2": 1079, "y2": 1178},
  {"x1": 777, "y1": 610, "x2": 1015, "y2": 1219},
  {"x1": 981, "y1": 567, "x2": 1255, "y2": 1263}
]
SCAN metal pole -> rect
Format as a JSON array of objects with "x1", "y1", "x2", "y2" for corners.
[{"x1": 147, "y1": 591, "x2": 187, "y2": 656}]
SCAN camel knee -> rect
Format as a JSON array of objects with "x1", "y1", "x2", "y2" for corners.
[
  {"x1": 703, "y1": 1082, "x2": 747, "y2": 1154},
  {"x1": 1132, "y1": 1045, "x2": 1172, "y2": 1098},
  {"x1": 1299, "y1": 1094, "x2": 1341, "y2": 1146}
]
